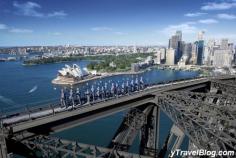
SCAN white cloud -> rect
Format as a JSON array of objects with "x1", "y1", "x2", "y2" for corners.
[
  {"x1": 198, "y1": 19, "x2": 218, "y2": 24},
  {"x1": 114, "y1": 31, "x2": 127, "y2": 35},
  {"x1": 47, "y1": 11, "x2": 67, "y2": 18},
  {"x1": 0, "y1": 23, "x2": 8, "y2": 30},
  {"x1": 52, "y1": 32, "x2": 62, "y2": 36},
  {"x1": 184, "y1": 12, "x2": 207, "y2": 17},
  {"x1": 207, "y1": 33, "x2": 236, "y2": 43},
  {"x1": 13, "y1": 1, "x2": 67, "y2": 18},
  {"x1": 201, "y1": 2, "x2": 236, "y2": 10},
  {"x1": 217, "y1": 13, "x2": 236, "y2": 20},
  {"x1": 161, "y1": 23, "x2": 198, "y2": 35},
  {"x1": 13, "y1": 1, "x2": 44, "y2": 17},
  {"x1": 91, "y1": 27, "x2": 113, "y2": 31},
  {"x1": 9, "y1": 28, "x2": 33, "y2": 33},
  {"x1": 184, "y1": 21, "x2": 197, "y2": 25}
]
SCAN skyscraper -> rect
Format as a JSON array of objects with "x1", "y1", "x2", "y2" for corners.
[
  {"x1": 189, "y1": 43, "x2": 198, "y2": 65},
  {"x1": 203, "y1": 38, "x2": 234, "y2": 67},
  {"x1": 166, "y1": 48, "x2": 175, "y2": 65},
  {"x1": 196, "y1": 40, "x2": 204, "y2": 65},
  {"x1": 176, "y1": 31, "x2": 182, "y2": 41},
  {"x1": 213, "y1": 49, "x2": 233, "y2": 67},
  {"x1": 197, "y1": 31, "x2": 205, "y2": 41},
  {"x1": 168, "y1": 31, "x2": 183, "y2": 64},
  {"x1": 221, "y1": 38, "x2": 229, "y2": 49}
]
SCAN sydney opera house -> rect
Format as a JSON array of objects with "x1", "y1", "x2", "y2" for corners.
[
  {"x1": 58, "y1": 64, "x2": 89, "y2": 79},
  {"x1": 52, "y1": 64, "x2": 94, "y2": 85}
]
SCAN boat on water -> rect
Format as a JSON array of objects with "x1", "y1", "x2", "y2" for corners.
[
  {"x1": 52, "y1": 64, "x2": 99, "y2": 85},
  {"x1": 0, "y1": 58, "x2": 7, "y2": 62}
]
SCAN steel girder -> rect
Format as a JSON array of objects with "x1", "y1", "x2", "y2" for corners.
[
  {"x1": 173, "y1": 91, "x2": 236, "y2": 114},
  {"x1": 22, "y1": 135, "x2": 151, "y2": 158},
  {"x1": 211, "y1": 81, "x2": 236, "y2": 95},
  {"x1": 109, "y1": 106, "x2": 153, "y2": 152},
  {"x1": 219, "y1": 80, "x2": 236, "y2": 87},
  {"x1": 157, "y1": 92, "x2": 236, "y2": 155}
]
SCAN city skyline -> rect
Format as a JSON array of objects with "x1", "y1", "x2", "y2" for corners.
[{"x1": 1, "y1": 0, "x2": 236, "y2": 46}]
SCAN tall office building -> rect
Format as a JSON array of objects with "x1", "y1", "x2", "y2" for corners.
[
  {"x1": 189, "y1": 43, "x2": 198, "y2": 65},
  {"x1": 160, "y1": 48, "x2": 166, "y2": 60},
  {"x1": 213, "y1": 49, "x2": 233, "y2": 67},
  {"x1": 196, "y1": 40, "x2": 204, "y2": 65},
  {"x1": 168, "y1": 31, "x2": 183, "y2": 64},
  {"x1": 203, "y1": 38, "x2": 235, "y2": 67},
  {"x1": 181, "y1": 43, "x2": 192, "y2": 64},
  {"x1": 155, "y1": 51, "x2": 161, "y2": 64},
  {"x1": 183, "y1": 43, "x2": 192, "y2": 56},
  {"x1": 197, "y1": 31, "x2": 205, "y2": 41},
  {"x1": 221, "y1": 38, "x2": 229, "y2": 49},
  {"x1": 155, "y1": 48, "x2": 166, "y2": 64},
  {"x1": 165, "y1": 48, "x2": 175, "y2": 65},
  {"x1": 176, "y1": 31, "x2": 182, "y2": 41}
]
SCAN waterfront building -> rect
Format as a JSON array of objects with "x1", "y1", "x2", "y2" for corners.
[
  {"x1": 155, "y1": 52, "x2": 161, "y2": 64},
  {"x1": 165, "y1": 48, "x2": 175, "y2": 65},
  {"x1": 160, "y1": 48, "x2": 166, "y2": 60},
  {"x1": 178, "y1": 55, "x2": 189, "y2": 67},
  {"x1": 131, "y1": 63, "x2": 140, "y2": 72},
  {"x1": 145, "y1": 56, "x2": 154, "y2": 65},
  {"x1": 57, "y1": 64, "x2": 90, "y2": 81}
]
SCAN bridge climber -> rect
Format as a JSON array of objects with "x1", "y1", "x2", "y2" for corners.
[{"x1": 59, "y1": 77, "x2": 146, "y2": 109}]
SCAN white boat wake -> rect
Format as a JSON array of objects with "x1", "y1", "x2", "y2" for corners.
[
  {"x1": 0, "y1": 95, "x2": 15, "y2": 105},
  {"x1": 28, "y1": 85, "x2": 38, "y2": 93}
]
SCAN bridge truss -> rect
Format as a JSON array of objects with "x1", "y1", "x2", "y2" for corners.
[
  {"x1": 22, "y1": 135, "x2": 151, "y2": 158},
  {"x1": 157, "y1": 90, "x2": 236, "y2": 156}
]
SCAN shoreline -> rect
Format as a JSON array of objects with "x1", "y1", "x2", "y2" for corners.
[{"x1": 51, "y1": 66, "x2": 200, "y2": 86}]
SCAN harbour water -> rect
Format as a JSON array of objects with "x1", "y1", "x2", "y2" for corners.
[{"x1": 0, "y1": 57, "x2": 199, "y2": 156}]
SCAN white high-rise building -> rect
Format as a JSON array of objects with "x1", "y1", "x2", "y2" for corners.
[
  {"x1": 155, "y1": 51, "x2": 161, "y2": 64},
  {"x1": 189, "y1": 43, "x2": 198, "y2": 65},
  {"x1": 160, "y1": 48, "x2": 166, "y2": 60},
  {"x1": 213, "y1": 49, "x2": 233, "y2": 67},
  {"x1": 221, "y1": 38, "x2": 229, "y2": 49},
  {"x1": 197, "y1": 31, "x2": 205, "y2": 41},
  {"x1": 166, "y1": 48, "x2": 175, "y2": 65},
  {"x1": 204, "y1": 38, "x2": 234, "y2": 67}
]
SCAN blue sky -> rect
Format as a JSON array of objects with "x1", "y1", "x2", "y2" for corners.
[{"x1": 0, "y1": 0, "x2": 236, "y2": 46}]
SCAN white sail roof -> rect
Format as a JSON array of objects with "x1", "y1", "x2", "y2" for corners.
[{"x1": 58, "y1": 64, "x2": 87, "y2": 78}]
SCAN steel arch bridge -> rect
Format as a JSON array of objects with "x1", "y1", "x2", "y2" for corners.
[{"x1": 0, "y1": 75, "x2": 235, "y2": 158}]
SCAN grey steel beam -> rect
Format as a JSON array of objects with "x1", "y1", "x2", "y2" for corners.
[
  {"x1": 139, "y1": 105, "x2": 159, "y2": 157},
  {"x1": 172, "y1": 91, "x2": 236, "y2": 113},
  {"x1": 0, "y1": 130, "x2": 8, "y2": 158},
  {"x1": 156, "y1": 92, "x2": 236, "y2": 155},
  {"x1": 22, "y1": 135, "x2": 151, "y2": 158},
  {"x1": 109, "y1": 106, "x2": 153, "y2": 152},
  {"x1": 211, "y1": 81, "x2": 236, "y2": 95}
]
